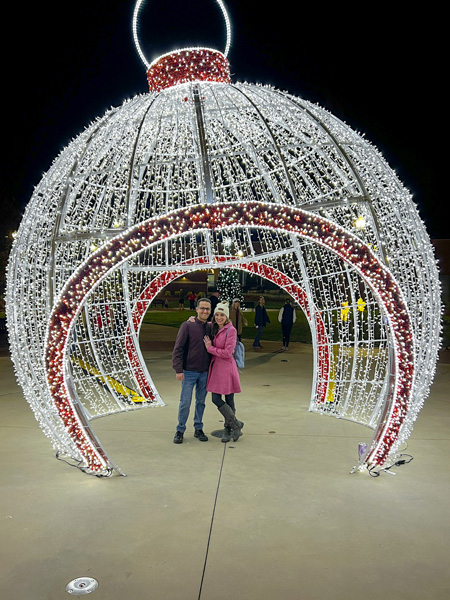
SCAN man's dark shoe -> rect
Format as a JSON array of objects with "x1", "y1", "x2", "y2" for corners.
[
  {"x1": 173, "y1": 431, "x2": 184, "y2": 444},
  {"x1": 194, "y1": 429, "x2": 208, "y2": 442}
]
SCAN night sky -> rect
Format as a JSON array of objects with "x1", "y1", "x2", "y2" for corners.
[{"x1": 2, "y1": 1, "x2": 444, "y2": 238}]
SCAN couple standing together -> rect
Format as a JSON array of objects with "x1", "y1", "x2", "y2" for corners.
[{"x1": 172, "y1": 298, "x2": 244, "y2": 444}]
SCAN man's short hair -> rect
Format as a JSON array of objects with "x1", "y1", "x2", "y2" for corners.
[{"x1": 196, "y1": 298, "x2": 211, "y2": 307}]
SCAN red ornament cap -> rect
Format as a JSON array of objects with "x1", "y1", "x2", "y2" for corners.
[{"x1": 147, "y1": 48, "x2": 231, "y2": 92}]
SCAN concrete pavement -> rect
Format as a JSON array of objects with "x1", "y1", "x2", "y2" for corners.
[{"x1": 1, "y1": 324, "x2": 449, "y2": 599}]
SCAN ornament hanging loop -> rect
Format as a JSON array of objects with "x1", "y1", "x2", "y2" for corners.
[{"x1": 132, "y1": 0, "x2": 232, "y2": 69}]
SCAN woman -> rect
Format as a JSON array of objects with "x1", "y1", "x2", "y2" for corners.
[
  {"x1": 203, "y1": 302, "x2": 244, "y2": 442},
  {"x1": 253, "y1": 296, "x2": 270, "y2": 348},
  {"x1": 230, "y1": 298, "x2": 248, "y2": 342}
]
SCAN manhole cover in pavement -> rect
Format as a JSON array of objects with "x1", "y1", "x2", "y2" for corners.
[
  {"x1": 211, "y1": 429, "x2": 225, "y2": 438},
  {"x1": 66, "y1": 577, "x2": 98, "y2": 595}
]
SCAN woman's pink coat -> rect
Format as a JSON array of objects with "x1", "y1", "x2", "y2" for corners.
[{"x1": 206, "y1": 322, "x2": 241, "y2": 395}]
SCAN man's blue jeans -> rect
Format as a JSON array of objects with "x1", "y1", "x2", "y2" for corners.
[
  {"x1": 177, "y1": 370, "x2": 208, "y2": 433},
  {"x1": 253, "y1": 325, "x2": 265, "y2": 347}
]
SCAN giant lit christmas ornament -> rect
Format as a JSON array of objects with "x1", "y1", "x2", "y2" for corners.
[{"x1": 6, "y1": 0, "x2": 441, "y2": 476}]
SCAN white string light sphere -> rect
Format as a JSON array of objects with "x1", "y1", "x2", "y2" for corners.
[{"x1": 6, "y1": 1, "x2": 441, "y2": 476}]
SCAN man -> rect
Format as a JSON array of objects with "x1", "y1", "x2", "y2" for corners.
[
  {"x1": 209, "y1": 290, "x2": 220, "y2": 316},
  {"x1": 172, "y1": 298, "x2": 212, "y2": 444},
  {"x1": 278, "y1": 298, "x2": 296, "y2": 350},
  {"x1": 178, "y1": 288, "x2": 185, "y2": 310}
]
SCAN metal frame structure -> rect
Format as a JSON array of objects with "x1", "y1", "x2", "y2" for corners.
[{"x1": 6, "y1": 4, "x2": 441, "y2": 476}]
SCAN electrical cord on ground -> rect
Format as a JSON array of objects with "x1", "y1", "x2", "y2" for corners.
[
  {"x1": 368, "y1": 453, "x2": 414, "y2": 477},
  {"x1": 55, "y1": 452, "x2": 113, "y2": 477},
  {"x1": 198, "y1": 443, "x2": 227, "y2": 600}
]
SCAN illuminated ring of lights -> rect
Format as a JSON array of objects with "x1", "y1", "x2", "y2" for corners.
[
  {"x1": 124, "y1": 257, "x2": 331, "y2": 405},
  {"x1": 132, "y1": 0, "x2": 232, "y2": 69},
  {"x1": 45, "y1": 202, "x2": 415, "y2": 474}
]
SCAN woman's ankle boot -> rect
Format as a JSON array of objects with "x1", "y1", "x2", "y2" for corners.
[
  {"x1": 221, "y1": 424, "x2": 232, "y2": 443},
  {"x1": 218, "y1": 404, "x2": 244, "y2": 442}
]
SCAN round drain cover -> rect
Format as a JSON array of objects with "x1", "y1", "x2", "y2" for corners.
[
  {"x1": 66, "y1": 577, "x2": 98, "y2": 595},
  {"x1": 211, "y1": 429, "x2": 225, "y2": 438}
]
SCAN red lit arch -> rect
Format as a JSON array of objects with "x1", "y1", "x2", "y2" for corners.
[{"x1": 45, "y1": 203, "x2": 414, "y2": 474}]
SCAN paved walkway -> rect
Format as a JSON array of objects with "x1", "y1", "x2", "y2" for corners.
[{"x1": 1, "y1": 324, "x2": 449, "y2": 599}]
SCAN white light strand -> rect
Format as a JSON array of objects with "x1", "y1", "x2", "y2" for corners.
[
  {"x1": 133, "y1": 0, "x2": 232, "y2": 71},
  {"x1": 6, "y1": 80, "x2": 440, "y2": 475}
]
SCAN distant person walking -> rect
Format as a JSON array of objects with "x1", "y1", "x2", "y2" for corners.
[
  {"x1": 178, "y1": 289, "x2": 185, "y2": 310},
  {"x1": 278, "y1": 298, "x2": 296, "y2": 351},
  {"x1": 188, "y1": 291, "x2": 197, "y2": 310},
  {"x1": 230, "y1": 298, "x2": 248, "y2": 342},
  {"x1": 172, "y1": 298, "x2": 212, "y2": 444},
  {"x1": 253, "y1": 296, "x2": 270, "y2": 348},
  {"x1": 209, "y1": 290, "x2": 220, "y2": 316},
  {"x1": 203, "y1": 302, "x2": 244, "y2": 442}
]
